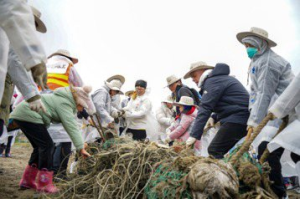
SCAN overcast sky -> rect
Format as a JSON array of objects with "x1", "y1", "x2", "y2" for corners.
[{"x1": 30, "y1": 0, "x2": 300, "y2": 109}]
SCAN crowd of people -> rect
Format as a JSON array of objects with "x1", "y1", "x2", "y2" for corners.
[{"x1": 0, "y1": 1, "x2": 299, "y2": 199}]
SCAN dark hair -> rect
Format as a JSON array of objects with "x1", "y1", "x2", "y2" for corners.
[
  {"x1": 183, "y1": 105, "x2": 193, "y2": 113},
  {"x1": 135, "y1": 80, "x2": 147, "y2": 88}
]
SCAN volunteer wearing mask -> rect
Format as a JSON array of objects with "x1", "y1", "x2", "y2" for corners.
[{"x1": 237, "y1": 27, "x2": 294, "y2": 198}]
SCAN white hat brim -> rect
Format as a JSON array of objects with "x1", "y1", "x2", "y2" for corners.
[
  {"x1": 173, "y1": 102, "x2": 196, "y2": 107},
  {"x1": 34, "y1": 15, "x2": 47, "y2": 33},
  {"x1": 107, "y1": 75, "x2": 125, "y2": 84},
  {"x1": 236, "y1": 32, "x2": 277, "y2": 47},
  {"x1": 125, "y1": 90, "x2": 134, "y2": 96},
  {"x1": 164, "y1": 77, "x2": 181, "y2": 88},
  {"x1": 105, "y1": 81, "x2": 124, "y2": 95},
  {"x1": 162, "y1": 100, "x2": 173, "y2": 104},
  {"x1": 48, "y1": 52, "x2": 78, "y2": 64},
  {"x1": 183, "y1": 65, "x2": 214, "y2": 79}
]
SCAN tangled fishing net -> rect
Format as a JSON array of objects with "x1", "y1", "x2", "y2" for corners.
[
  {"x1": 45, "y1": 113, "x2": 280, "y2": 199},
  {"x1": 48, "y1": 137, "x2": 183, "y2": 199}
]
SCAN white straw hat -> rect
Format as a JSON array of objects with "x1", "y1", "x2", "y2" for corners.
[
  {"x1": 236, "y1": 27, "x2": 277, "y2": 47},
  {"x1": 173, "y1": 96, "x2": 195, "y2": 107},
  {"x1": 183, "y1": 61, "x2": 214, "y2": 79},
  {"x1": 165, "y1": 75, "x2": 181, "y2": 88},
  {"x1": 107, "y1": 75, "x2": 125, "y2": 84},
  {"x1": 125, "y1": 90, "x2": 134, "y2": 97},
  {"x1": 48, "y1": 49, "x2": 78, "y2": 64},
  {"x1": 162, "y1": 95, "x2": 174, "y2": 103},
  {"x1": 31, "y1": 6, "x2": 47, "y2": 33},
  {"x1": 105, "y1": 79, "x2": 124, "y2": 94}
]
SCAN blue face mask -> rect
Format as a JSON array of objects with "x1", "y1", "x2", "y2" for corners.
[{"x1": 247, "y1": 47, "x2": 258, "y2": 59}]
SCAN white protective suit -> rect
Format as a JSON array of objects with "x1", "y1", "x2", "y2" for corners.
[
  {"x1": 92, "y1": 85, "x2": 118, "y2": 127},
  {"x1": 268, "y1": 72, "x2": 300, "y2": 155},
  {"x1": 155, "y1": 103, "x2": 174, "y2": 138},
  {"x1": 268, "y1": 72, "x2": 300, "y2": 180},
  {"x1": 123, "y1": 93, "x2": 159, "y2": 141},
  {"x1": 241, "y1": 36, "x2": 294, "y2": 127},
  {"x1": 7, "y1": 47, "x2": 39, "y2": 100},
  {"x1": 0, "y1": 0, "x2": 46, "y2": 100}
]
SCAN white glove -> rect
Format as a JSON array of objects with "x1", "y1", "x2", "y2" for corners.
[
  {"x1": 204, "y1": 117, "x2": 215, "y2": 129},
  {"x1": 118, "y1": 110, "x2": 125, "y2": 117},
  {"x1": 111, "y1": 111, "x2": 119, "y2": 119},
  {"x1": 165, "y1": 136, "x2": 172, "y2": 144},
  {"x1": 166, "y1": 128, "x2": 172, "y2": 136},
  {"x1": 28, "y1": 99, "x2": 46, "y2": 113},
  {"x1": 186, "y1": 137, "x2": 197, "y2": 147}
]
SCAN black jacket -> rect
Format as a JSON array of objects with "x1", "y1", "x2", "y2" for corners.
[{"x1": 190, "y1": 63, "x2": 250, "y2": 140}]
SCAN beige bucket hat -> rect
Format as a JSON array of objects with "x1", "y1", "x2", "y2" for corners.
[
  {"x1": 105, "y1": 79, "x2": 124, "y2": 94},
  {"x1": 125, "y1": 90, "x2": 134, "y2": 97},
  {"x1": 31, "y1": 6, "x2": 47, "y2": 33},
  {"x1": 173, "y1": 96, "x2": 195, "y2": 107},
  {"x1": 236, "y1": 27, "x2": 277, "y2": 47},
  {"x1": 48, "y1": 49, "x2": 79, "y2": 64},
  {"x1": 107, "y1": 75, "x2": 125, "y2": 84},
  {"x1": 165, "y1": 75, "x2": 181, "y2": 88},
  {"x1": 183, "y1": 61, "x2": 214, "y2": 79},
  {"x1": 162, "y1": 95, "x2": 174, "y2": 104}
]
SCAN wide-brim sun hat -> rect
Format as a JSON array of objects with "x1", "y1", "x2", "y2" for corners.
[
  {"x1": 236, "y1": 27, "x2": 277, "y2": 47},
  {"x1": 183, "y1": 61, "x2": 214, "y2": 79},
  {"x1": 107, "y1": 75, "x2": 125, "y2": 84},
  {"x1": 162, "y1": 95, "x2": 174, "y2": 104},
  {"x1": 125, "y1": 90, "x2": 134, "y2": 97},
  {"x1": 31, "y1": 6, "x2": 47, "y2": 33},
  {"x1": 173, "y1": 96, "x2": 197, "y2": 107},
  {"x1": 105, "y1": 79, "x2": 124, "y2": 94},
  {"x1": 165, "y1": 75, "x2": 181, "y2": 88},
  {"x1": 48, "y1": 49, "x2": 79, "y2": 64}
]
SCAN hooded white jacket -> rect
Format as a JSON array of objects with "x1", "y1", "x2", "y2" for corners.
[
  {"x1": 92, "y1": 85, "x2": 118, "y2": 127},
  {"x1": 156, "y1": 103, "x2": 174, "y2": 134}
]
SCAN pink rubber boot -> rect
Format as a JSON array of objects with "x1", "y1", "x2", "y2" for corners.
[
  {"x1": 36, "y1": 169, "x2": 59, "y2": 193},
  {"x1": 19, "y1": 164, "x2": 38, "y2": 190}
]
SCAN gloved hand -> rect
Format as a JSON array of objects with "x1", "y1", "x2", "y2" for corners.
[
  {"x1": 204, "y1": 117, "x2": 215, "y2": 129},
  {"x1": 27, "y1": 96, "x2": 46, "y2": 113},
  {"x1": 107, "y1": 122, "x2": 115, "y2": 129},
  {"x1": 247, "y1": 125, "x2": 254, "y2": 131},
  {"x1": 31, "y1": 62, "x2": 48, "y2": 91},
  {"x1": 117, "y1": 110, "x2": 125, "y2": 117},
  {"x1": 166, "y1": 128, "x2": 172, "y2": 136},
  {"x1": 111, "y1": 111, "x2": 119, "y2": 119},
  {"x1": 164, "y1": 136, "x2": 172, "y2": 144},
  {"x1": 186, "y1": 137, "x2": 196, "y2": 147}
]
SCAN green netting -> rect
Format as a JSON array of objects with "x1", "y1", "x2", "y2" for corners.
[
  {"x1": 145, "y1": 164, "x2": 192, "y2": 199},
  {"x1": 224, "y1": 145, "x2": 262, "y2": 174}
]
